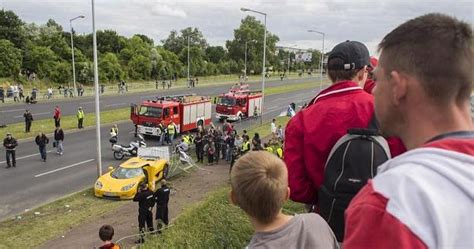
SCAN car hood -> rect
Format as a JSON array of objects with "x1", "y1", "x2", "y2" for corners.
[{"x1": 97, "y1": 172, "x2": 144, "y2": 192}]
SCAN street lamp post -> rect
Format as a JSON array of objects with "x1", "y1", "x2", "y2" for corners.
[
  {"x1": 187, "y1": 36, "x2": 190, "y2": 87},
  {"x1": 244, "y1": 41, "x2": 247, "y2": 81},
  {"x1": 241, "y1": 7, "x2": 267, "y2": 125},
  {"x1": 308, "y1": 30, "x2": 325, "y2": 91},
  {"x1": 69, "y1": 15, "x2": 85, "y2": 97},
  {"x1": 91, "y1": 0, "x2": 102, "y2": 177}
]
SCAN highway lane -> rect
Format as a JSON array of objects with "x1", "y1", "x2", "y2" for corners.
[
  {"x1": 0, "y1": 76, "x2": 319, "y2": 125},
  {"x1": 0, "y1": 88, "x2": 318, "y2": 221}
]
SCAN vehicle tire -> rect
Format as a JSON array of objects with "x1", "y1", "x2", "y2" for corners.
[
  {"x1": 162, "y1": 165, "x2": 169, "y2": 179},
  {"x1": 113, "y1": 151, "x2": 124, "y2": 160},
  {"x1": 197, "y1": 119, "x2": 204, "y2": 127}
]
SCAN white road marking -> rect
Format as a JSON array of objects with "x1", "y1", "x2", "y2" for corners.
[
  {"x1": 34, "y1": 159, "x2": 95, "y2": 178},
  {"x1": 105, "y1": 103, "x2": 126, "y2": 107},
  {"x1": 0, "y1": 150, "x2": 53, "y2": 164},
  {"x1": 14, "y1": 111, "x2": 51, "y2": 118},
  {"x1": 80, "y1": 101, "x2": 95, "y2": 105},
  {"x1": 0, "y1": 108, "x2": 25, "y2": 113}
]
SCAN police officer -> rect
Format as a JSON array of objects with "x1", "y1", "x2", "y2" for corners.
[
  {"x1": 3, "y1": 133, "x2": 17, "y2": 168},
  {"x1": 133, "y1": 182, "x2": 155, "y2": 243},
  {"x1": 154, "y1": 180, "x2": 170, "y2": 232}
]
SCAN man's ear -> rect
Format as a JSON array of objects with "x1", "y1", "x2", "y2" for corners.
[
  {"x1": 356, "y1": 66, "x2": 368, "y2": 85},
  {"x1": 229, "y1": 190, "x2": 238, "y2": 206},
  {"x1": 285, "y1": 187, "x2": 291, "y2": 201},
  {"x1": 389, "y1": 71, "x2": 408, "y2": 106}
]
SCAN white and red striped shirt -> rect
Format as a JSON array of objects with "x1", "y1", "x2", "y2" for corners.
[{"x1": 344, "y1": 133, "x2": 474, "y2": 249}]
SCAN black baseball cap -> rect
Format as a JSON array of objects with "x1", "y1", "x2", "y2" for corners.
[{"x1": 327, "y1": 40, "x2": 370, "y2": 70}]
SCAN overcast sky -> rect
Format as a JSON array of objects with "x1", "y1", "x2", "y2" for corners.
[{"x1": 1, "y1": 0, "x2": 472, "y2": 55}]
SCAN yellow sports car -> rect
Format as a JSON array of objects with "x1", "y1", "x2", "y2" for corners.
[{"x1": 94, "y1": 157, "x2": 169, "y2": 199}]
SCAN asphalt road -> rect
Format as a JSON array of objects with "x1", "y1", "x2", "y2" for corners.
[
  {"x1": 0, "y1": 87, "x2": 319, "y2": 221},
  {"x1": 0, "y1": 76, "x2": 319, "y2": 125}
]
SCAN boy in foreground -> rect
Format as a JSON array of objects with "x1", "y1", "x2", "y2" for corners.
[
  {"x1": 230, "y1": 151, "x2": 337, "y2": 248},
  {"x1": 98, "y1": 225, "x2": 120, "y2": 249}
]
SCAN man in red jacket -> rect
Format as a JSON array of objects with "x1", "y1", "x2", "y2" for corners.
[
  {"x1": 344, "y1": 13, "x2": 473, "y2": 249},
  {"x1": 363, "y1": 56, "x2": 378, "y2": 94},
  {"x1": 54, "y1": 105, "x2": 61, "y2": 128},
  {"x1": 284, "y1": 40, "x2": 405, "y2": 205}
]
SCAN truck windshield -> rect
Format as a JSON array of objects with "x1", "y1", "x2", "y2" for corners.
[
  {"x1": 218, "y1": 97, "x2": 236, "y2": 106},
  {"x1": 139, "y1": 106, "x2": 162, "y2": 117}
]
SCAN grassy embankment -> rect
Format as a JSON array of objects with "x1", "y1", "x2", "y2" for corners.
[
  {"x1": 0, "y1": 116, "x2": 291, "y2": 248},
  {"x1": 142, "y1": 187, "x2": 305, "y2": 248},
  {"x1": 0, "y1": 80, "x2": 323, "y2": 140}
]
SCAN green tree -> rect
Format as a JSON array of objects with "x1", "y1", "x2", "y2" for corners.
[
  {"x1": 23, "y1": 45, "x2": 58, "y2": 79},
  {"x1": 0, "y1": 9, "x2": 25, "y2": 49},
  {"x1": 0, "y1": 39, "x2": 22, "y2": 78},
  {"x1": 96, "y1": 30, "x2": 126, "y2": 54},
  {"x1": 162, "y1": 27, "x2": 208, "y2": 56},
  {"x1": 50, "y1": 61, "x2": 71, "y2": 83},
  {"x1": 205, "y1": 46, "x2": 226, "y2": 64},
  {"x1": 128, "y1": 55, "x2": 152, "y2": 80},
  {"x1": 179, "y1": 46, "x2": 207, "y2": 76},
  {"x1": 226, "y1": 16, "x2": 279, "y2": 74},
  {"x1": 99, "y1": 52, "x2": 123, "y2": 82},
  {"x1": 157, "y1": 47, "x2": 183, "y2": 79}
]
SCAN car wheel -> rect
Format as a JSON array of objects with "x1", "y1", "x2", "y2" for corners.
[{"x1": 113, "y1": 151, "x2": 124, "y2": 160}]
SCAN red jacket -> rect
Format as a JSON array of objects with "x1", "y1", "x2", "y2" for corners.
[
  {"x1": 284, "y1": 81, "x2": 405, "y2": 204},
  {"x1": 344, "y1": 137, "x2": 474, "y2": 249},
  {"x1": 363, "y1": 78, "x2": 376, "y2": 94},
  {"x1": 54, "y1": 107, "x2": 61, "y2": 119}
]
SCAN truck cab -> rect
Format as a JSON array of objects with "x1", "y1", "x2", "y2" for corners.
[{"x1": 215, "y1": 90, "x2": 262, "y2": 121}]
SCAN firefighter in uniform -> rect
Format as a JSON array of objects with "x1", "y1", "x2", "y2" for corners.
[
  {"x1": 154, "y1": 180, "x2": 171, "y2": 232},
  {"x1": 133, "y1": 182, "x2": 155, "y2": 243},
  {"x1": 241, "y1": 137, "x2": 251, "y2": 154}
]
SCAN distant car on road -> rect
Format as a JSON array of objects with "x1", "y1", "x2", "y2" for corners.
[{"x1": 94, "y1": 156, "x2": 168, "y2": 199}]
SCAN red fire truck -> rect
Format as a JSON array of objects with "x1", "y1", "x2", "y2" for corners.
[
  {"x1": 215, "y1": 85, "x2": 263, "y2": 121},
  {"x1": 131, "y1": 94, "x2": 212, "y2": 137}
]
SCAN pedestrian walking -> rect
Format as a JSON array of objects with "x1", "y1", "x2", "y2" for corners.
[
  {"x1": 54, "y1": 127, "x2": 64, "y2": 155},
  {"x1": 35, "y1": 132, "x2": 49, "y2": 162},
  {"x1": 154, "y1": 180, "x2": 170, "y2": 232},
  {"x1": 3, "y1": 133, "x2": 17, "y2": 168},
  {"x1": 77, "y1": 107, "x2": 84, "y2": 129},
  {"x1": 23, "y1": 110, "x2": 33, "y2": 133},
  {"x1": 54, "y1": 105, "x2": 61, "y2": 127},
  {"x1": 133, "y1": 182, "x2": 155, "y2": 244}
]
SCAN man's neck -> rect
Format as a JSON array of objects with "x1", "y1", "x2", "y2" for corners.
[
  {"x1": 402, "y1": 103, "x2": 472, "y2": 150},
  {"x1": 250, "y1": 212, "x2": 292, "y2": 233}
]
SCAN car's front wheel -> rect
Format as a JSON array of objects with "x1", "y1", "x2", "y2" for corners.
[{"x1": 113, "y1": 151, "x2": 124, "y2": 160}]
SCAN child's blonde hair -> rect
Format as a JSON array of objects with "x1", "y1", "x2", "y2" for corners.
[{"x1": 230, "y1": 151, "x2": 288, "y2": 224}]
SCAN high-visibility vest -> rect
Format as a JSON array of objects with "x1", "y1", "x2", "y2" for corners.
[
  {"x1": 265, "y1": 147, "x2": 274, "y2": 153},
  {"x1": 77, "y1": 110, "x2": 84, "y2": 119},
  {"x1": 277, "y1": 147, "x2": 283, "y2": 158},
  {"x1": 183, "y1": 135, "x2": 191, "y2": 144},
  {"x1": 167, "y1": 124, "x2": 175, "y2": 135},
  {"x1": 242, "y1": 141, "x2": 250, "y2": 153},
  {"x1": 111, "y1": 127, "x2": 118, "y2": 135}
]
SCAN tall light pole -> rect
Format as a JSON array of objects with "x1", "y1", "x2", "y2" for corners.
[
  {"x1": 187, "y1": 36, "x2": 190, "y2": 87},
  {"x1": 244, "y1": 41, "x2": 247, "y2": 81},
  {"x1": 308, "y1": 30, "x2": 325, "y2": 91},
  {"x1": 241, "y1": 7, "x2": 266, "y2": 125},
  {"x1": 91, "y1": 0, "x2": 102, "y2": 177},
  {"x1": 69, "y1": 15, "x2": 84, "y2": 97}
]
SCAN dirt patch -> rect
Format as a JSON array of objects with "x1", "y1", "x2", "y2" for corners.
[{"x1": 39, "y1": 163, "x2": 231, "y2": 249}]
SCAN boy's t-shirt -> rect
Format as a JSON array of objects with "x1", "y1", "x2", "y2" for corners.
[{"x1": 248, "y1": 213, "x2": 337, "y2": 249}]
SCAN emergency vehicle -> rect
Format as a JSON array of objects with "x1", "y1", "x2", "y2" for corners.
[
  {"x1": 215, "y1": 85, "x2": 263, "y2": 121},
  {"x1": 131, "y1": 94, "x2": 212, "y2": 137}
]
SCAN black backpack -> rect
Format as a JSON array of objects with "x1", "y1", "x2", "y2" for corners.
[{"x1": 318, "y1": 118, "x2": 391, "y2": 242}]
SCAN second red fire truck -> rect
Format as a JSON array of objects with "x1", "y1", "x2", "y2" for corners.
[
  {"x1": 131, "y1": 94, "x2": 212, "y2": 137},
  {"x1": 215, "y1": 84, "x2": 263, "y2": 121}
]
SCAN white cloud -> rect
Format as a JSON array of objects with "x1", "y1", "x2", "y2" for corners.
[{"x1": 150, "y1": 4, "x2": 187, "y2": 18}]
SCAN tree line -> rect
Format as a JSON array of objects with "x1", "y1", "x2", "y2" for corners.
[{"x1": 0, "y1": 9, "x2": 322, "y2": 85}]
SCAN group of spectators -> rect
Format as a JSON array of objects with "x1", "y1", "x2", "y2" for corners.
[{"x1": 230, "y1": 13, "x2": 472, "y2": 249}]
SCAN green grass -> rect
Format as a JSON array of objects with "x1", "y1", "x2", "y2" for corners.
[
  {"x1": 0, "y1": 188, "x2": 125, "y2": 249},
  {"x1": 0, "y1": 107, "x2": 130, "y2": 140},
  {"x1": 141, "y1": 187, "x2": 305, "y2": 249}
]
